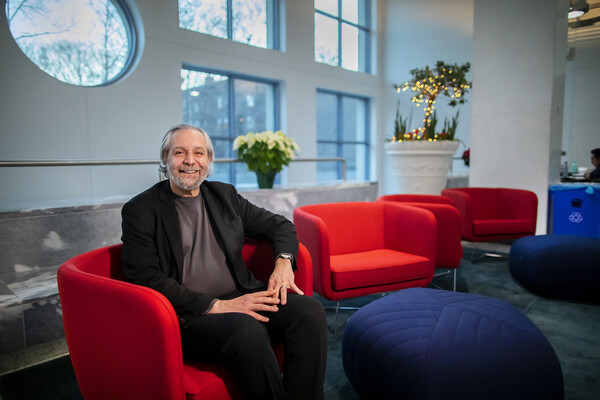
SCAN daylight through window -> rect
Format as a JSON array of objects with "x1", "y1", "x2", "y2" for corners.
[
  {"x1": 179, "y1": 0, "x2": 278, "y2": 49},
  {"x1": 314, "y1": 0, "x2": 371, "y2": 73},
  {"x1": 182, "y1": 66, "x2": 279, "y2": 187},
  {"x1": 5, "y1": 0, "x2": 138, "y2": 87},
  {"x1": 317, "y1": 90, "x2": 370, "y2": 182}
]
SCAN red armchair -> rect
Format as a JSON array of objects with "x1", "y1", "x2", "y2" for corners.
[
  {"x1": 377, "y1": 194, "x2": 463, "y2": 290},
  {"x1": 293, "y1": 201, "x2": 436, "y2": 327},
  {"x1": 57, "y1": 240, "x2": 313, "y2": 400},
  {"x1": 442, "y1": 187, "x2": 538, "y2": 243}
]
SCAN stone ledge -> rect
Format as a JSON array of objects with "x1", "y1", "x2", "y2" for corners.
[
  {"x1": 0, "y1": 267, "x2": 63, "y2": 357},
  {"x1": 0, "y1": 337, "x2": 68, "y2": 376},
  {"x1": 0, "y1": 182, "x2": 379, "y2": 369}
]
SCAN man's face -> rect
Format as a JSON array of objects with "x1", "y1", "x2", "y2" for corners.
[
  {"x1": 166, "y1": 128, "x2": 211, "y2": 197},
  {"x1": 592, "y1": 155, "x2": 600, "y2": 168}
]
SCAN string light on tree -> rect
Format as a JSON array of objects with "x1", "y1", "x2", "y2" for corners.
[{"x1": 392, "y1": 61, "x2": 471, "y2": 142}]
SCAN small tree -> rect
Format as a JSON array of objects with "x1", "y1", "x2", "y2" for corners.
[{"x1": 395, "y1": 61, "x2": 471, "y2": 140}]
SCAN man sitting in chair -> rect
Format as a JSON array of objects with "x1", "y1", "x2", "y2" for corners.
[
  {"x1": 584, "y1": 147, "x2": 600, "y2": 183},
  {"x1": 121, "y1": 124, "x2": 328, "y2": 400}
]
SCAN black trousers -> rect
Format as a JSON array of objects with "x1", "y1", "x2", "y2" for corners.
[{"x1": 181, "y1": 294, "x2": 328, "y2": 400}]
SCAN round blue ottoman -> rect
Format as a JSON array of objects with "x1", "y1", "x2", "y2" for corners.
[
  {"x1": 509, "y1": 234, "x2": 600, "y2": 302},
  {"x1": 342, "y1": 288, "x2": 563, "y2": 400}
]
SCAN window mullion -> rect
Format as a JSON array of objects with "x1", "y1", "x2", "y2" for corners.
[
  {"x1": 336, "y1": 94, "x2": 344, "y2": 179},
  {"x1": 269, "y1": 0, "x2": 278, "y2": 50},
  {"x1": 314, "y1": 9, "x2": 336, "y2": 19},
  {"x1": 337, "y1": 0, "x2": 343, "y2": 68},
  {"x1": 364, "y1": 0, "x2": 371, "y2": 74},
  {"x1": 228, "y1": 77, "x2": 236, "y2": 183},
  {"x1": 364, "y1": 98, "x2": 370, "y2": 180},
  {"x1": 227, "y1": 0, "x2": 233, "y2": 40}
]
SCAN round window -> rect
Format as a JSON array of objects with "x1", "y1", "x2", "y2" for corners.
[{"x1": 5, "y1": 0, "x2": 142, "y2": 87}]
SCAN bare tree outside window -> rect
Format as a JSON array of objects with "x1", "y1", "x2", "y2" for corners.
[
  {"x1": 314, "y1": 0, "x2": 370, "y2": 73},
  {"x1": 5, "y1": 0, "x2": 131, "y2": 86},
  {"x1": 179, "y1": 0, "x2": 271, "y2": 49},
  {"x1": 232, "y1": 0, "x2": 267, "y2": 48},
  {"x1": 178, "y1": 0, "x2": 228, "y2": 39}
]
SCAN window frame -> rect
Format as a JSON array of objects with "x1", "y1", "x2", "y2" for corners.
[
  {"x1": 4, "y1": 0, "x2": 144, "y2": 87},
  {"x1": 178, "y1": 0, "x2": 280, "y2": 50},
  {"x1": 316, "y1": 88, "x2": 370, "y2": 182},
  {"x1": 314, "y1": 0, "x2": 371, "y2": 73},
  {"x1": 182, "y1": 64, "x2": 281, "y2": 186}
]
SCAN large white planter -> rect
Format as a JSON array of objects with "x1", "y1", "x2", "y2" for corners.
[{"x1": 385, "y1": 140, "x2": 459, "y2": 195}]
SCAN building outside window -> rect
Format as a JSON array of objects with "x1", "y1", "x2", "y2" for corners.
[
  {"x1": 179, "y1": 0, "x2": 279, "y2": 50},
  {"x1": 182, "y1": 66, "x2": 279, "y2": 187},
  {"x1": 314, "y1": 0, "x2": 371, "y2": 73},
  {"x1": 317, "y1": 90, "x2": 370, "y2": 183},
  {"x1": 4, "y1": 0, "x2": 142, "y2": 86}
]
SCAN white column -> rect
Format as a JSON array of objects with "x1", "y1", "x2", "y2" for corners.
[{"x1": 470, "y1": 0, "x2": 568, "y2": 233}]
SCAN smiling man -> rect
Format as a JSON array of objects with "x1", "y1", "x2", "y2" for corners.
[{"x1": 120, "y1": 124, "x2": 327, "y2": 400}]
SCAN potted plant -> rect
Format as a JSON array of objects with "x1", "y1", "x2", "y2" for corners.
[
  {"x1": 233, "y1": 130, "x2": 299, "y2": 189},
  {"x1": 386, "y1": 61, "x2": 471, "y2": 194}
]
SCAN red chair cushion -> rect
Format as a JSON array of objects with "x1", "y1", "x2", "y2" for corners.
[
  {"x1": 183, "y1": 362, "x2": 239, "y2": 400},
  {"x1": 473, "y1": 219, "x2": 536, "y2": 236},
  {"x1": 330, "y1": 249, "x2": 431, "y2": 290},
  {"x1": 299, "y1": 203, "x2": 386, "y2": 255},
  {"x1": 182, "y1": 342, "x2": 285, "y2": 399}
]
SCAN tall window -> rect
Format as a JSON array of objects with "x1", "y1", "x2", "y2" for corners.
[
  {"x1": 314, "y1": 0, "x2": 371, "y2": 73},
  {"x1": 182, "y1": 66, "x2": 279, "y2": 187},
  {"x1": 4, "y1": 0, "x2": 141, "y2": 86},
  {"x1": 179, "y1": 0, "x2": 279, "y2": 49},
  {"x1": 317, "y1": 90, "x2": 369, "y2": 182}
]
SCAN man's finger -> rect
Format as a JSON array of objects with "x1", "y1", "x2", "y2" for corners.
[
  {"x1": 288, "y1": 282, "x2": 304, "y2": 296},
  {"x1": 249, "y1": 311, "x2": 270, "y2": 322}
]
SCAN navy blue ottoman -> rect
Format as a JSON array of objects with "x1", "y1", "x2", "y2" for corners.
[
  {"x1": 509, "y1": 234, "x2": 600, "y2": 302},
  {"x1": 342, "y1": 288, "x2": 563, "y2": 400}
]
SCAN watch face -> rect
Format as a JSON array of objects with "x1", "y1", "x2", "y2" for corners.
[{"x1": 279, "y1": 253, "x2": 293, "y2": 260}]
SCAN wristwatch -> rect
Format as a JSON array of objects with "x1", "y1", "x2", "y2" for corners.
[{"x1": 275, "y1": 253, "x2": 294, "y2": 262}]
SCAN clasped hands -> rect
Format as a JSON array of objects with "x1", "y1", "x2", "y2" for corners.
[{"x1": 209, "y1": 258, "x2": 303, "y2": 322}]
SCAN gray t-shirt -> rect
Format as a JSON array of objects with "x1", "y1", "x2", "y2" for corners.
[{"x1": 173, "y1": 193, "x2": 236, "y2": 298}]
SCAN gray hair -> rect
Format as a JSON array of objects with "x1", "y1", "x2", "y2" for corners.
[{"x1": 158, "y1": 123, "x2": 214, "y2": 176}]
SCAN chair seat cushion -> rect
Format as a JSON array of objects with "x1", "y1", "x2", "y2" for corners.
[
  {"x1": 183, "y1": 362, "x2": 239, "y2": 399},
  {"x1": 330, "y1": 249, "x2": 431, "y2": 291},
  {"x1": 473, "y1": 219, "x2": 534, "y2": 236},
  {"x1": 183, "y1": 342, "x2": 286, "y2": 399}
]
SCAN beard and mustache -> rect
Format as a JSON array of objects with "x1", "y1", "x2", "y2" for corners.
[{"x1": 166, "y1": 160, "x2": 209, "y2": 193}]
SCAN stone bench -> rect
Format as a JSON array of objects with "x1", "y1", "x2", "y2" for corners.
[{"x1": 0, "y1": 202, "x2": 124, "y2": 375}]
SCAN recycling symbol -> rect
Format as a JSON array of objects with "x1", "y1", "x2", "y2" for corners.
[{"x1": 569, "y1": 212, "x2": 583, "y2": 224}]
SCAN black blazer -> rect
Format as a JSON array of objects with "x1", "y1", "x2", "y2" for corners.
[{"x1": 121, "y1": 180, "x2": 298, "y2": 327}]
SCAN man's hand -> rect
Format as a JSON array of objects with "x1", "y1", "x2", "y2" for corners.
[
  {"x1": 209, "y1": 290, "x2": 280, "y2": 322},
  {"x1": 268, "y1": 258, "x2": 303, "y2": 306}
]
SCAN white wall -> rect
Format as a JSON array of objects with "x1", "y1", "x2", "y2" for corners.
[
  {"x1": 380, "y1": 0, "x2": 474, "y2": 195},
  {"x1": 470, "y1": 0, "x2": 567, "y2": 234},
  {"x1": 563, "y1": 39, "x2": 600, "y2": 173},
  {"x1": 0, "y1": 0, "x2": 389, "y2": 211},
  {"x1": 1, "y1": 0, "x2": 591, "y2": 223}
]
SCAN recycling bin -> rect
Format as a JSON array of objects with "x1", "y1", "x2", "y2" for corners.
[{"x1": 548, "y1": 184, "x2": 600, "y2": 238}]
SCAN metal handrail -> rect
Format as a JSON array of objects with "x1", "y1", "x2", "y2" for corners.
[
  {"x1": 0, "y1": 157, "x2": 347, "y2": 181},
  {"x1": 0, "y1": 160, "x2": 159, "y2": 167}
]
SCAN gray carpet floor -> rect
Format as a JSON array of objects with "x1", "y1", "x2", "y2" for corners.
[
  {"x1": 321, "y1": 247, "x2": 600, "y2": 400},
  {"x1": 1, "y1": 246, "x2": 598, "y2": 399}
]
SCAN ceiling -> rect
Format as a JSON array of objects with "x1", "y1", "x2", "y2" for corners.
[{"x1": 568, "y1": 0, "x2": 600, "y2": 43}]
